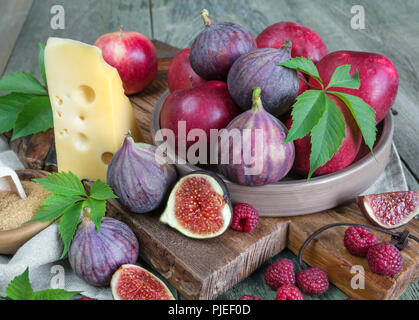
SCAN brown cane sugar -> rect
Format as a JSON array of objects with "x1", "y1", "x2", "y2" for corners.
[{"x1": 0, "y1": 181, "x2": 49, "y2": 231}]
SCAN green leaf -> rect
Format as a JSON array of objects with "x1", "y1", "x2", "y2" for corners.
[
  {"x1": 30, "y1": 289, "x2": 81, "y2": 300},
  {"x1": 59, "y1": 202, "x2": 83, "y2": 258},
  {"x1": 89, "y1": 179, "x2": 118, "y2": 200},
  {"x1": 0, "y1": 93, "x2": 32, "y2": 133},
  {"x1": 284, "y1": 90, "x2": 327, "y2": 143},
  {"x1": 84, "y1": 198, "x2": 106, "y2": 233},
  {"x1": 328, "y1": 91, "x2": 377, "y2": 151},
  {"x1": 33, "y1": 171, "x2": 87, "y2": 197},
  {"x1": 278, "y1": 57, "x2": 323, "y2": 88},
  {"x1": 308, "y1": 95, "x2": 346, "y2": 179},
  {"x1": 5, "y1": 268, "x2": 33, "y2": 300},
  {"x1": 326, "y1": 65, "x2": 360, "y2": 89},
  {"x1": 0, "y1": 71, "x2": 47, "y2": 95},
  {"x1": 12, "y1": 96, "x2": 53, "y2": 140},
  {"x1": 29, "y1": 194, "x2": 83, "y2": 223},
  {"x1": 38, "y1": 43, "x2": 47, "y2": 87}
]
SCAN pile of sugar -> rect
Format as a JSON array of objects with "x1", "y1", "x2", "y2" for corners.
[{"x1": 0, "y1": 181, "x2": 50, "y2": 231}]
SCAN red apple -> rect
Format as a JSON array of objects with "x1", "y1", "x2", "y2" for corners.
[
  {"x1": 310, "y1": 51, "x2": 399, "y2": 123},
  {"x1": 256, "y1": 22, "x2": 328, "y2": 64},
  {"x1": 168, "y1": 48, "x2": 207, "y2": 92},
  {"x1": 94, "y1": 28, "x2": 158, "y2": 95},
  {"x1": 285, "y1": 95, "x2": 362, "y2": 176},
  {"x1": 160, "y1": 81, "x2": 239, "y2": 157}
]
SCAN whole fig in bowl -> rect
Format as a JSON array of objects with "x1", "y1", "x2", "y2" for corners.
[
  {"x1": 190, "y1": 9, "x2": 256, "y2": 80},
  {"x1": 107, "y1": 134, "x2": 177, "y2": 213},
  {"x1": 227, "y1": 41, "x2": 299, "y2": 117},
  {"x1": 68, "y1": 212, "x2": 139, "y2": 286}
]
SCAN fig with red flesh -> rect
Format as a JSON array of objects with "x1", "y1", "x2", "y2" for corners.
[
  {"x1": 189, "y1": 9, "x2": 256, "y2": 80},
  {"x1": 111, "y1": 264, "x2": 175, "y2": 300},
  {"x1": 160, "y1": 170, "x2": 232, "y2": 239},
  {"x1": 357, "y1": 191, "x2": 419, "y2": 229},
  {"x1": 227, "y1": 42, "x2": 299, "y2": 117}
]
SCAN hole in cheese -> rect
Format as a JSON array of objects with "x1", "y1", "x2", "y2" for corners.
[
  {"x1": 101, "y1": 152, "x2": 114, "y2": 165},
  {"x1": 73, "y1": 133, "x2": 89, "y2": 151},
  {"x1": 55, "y1": 96, "x2": 63, "y2": 106},
  {"x1": 59, "y1": 129, "x2": 69, "y2": 137},
  {"x1": 74, "y1": 85, "x2": 96, "y2": 105},
  {"x1": 79, "y1": 115, "x2": 85, "y2": 121},
  {"x1": 56, "y1": 111, "x2": 62, "y2": 118}
]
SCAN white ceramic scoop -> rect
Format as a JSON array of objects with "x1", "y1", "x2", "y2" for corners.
[{"x1": 0, "y1": 160, "x2": 26, "y2": 199}]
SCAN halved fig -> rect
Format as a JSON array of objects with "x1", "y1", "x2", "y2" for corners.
[
  {"x1": 111, "y1": 264, "x2": 175, "y2": 300},
  {"x1": 160, "y1": 170, "x2": 233, "y2": 239},
  {"x1": 357, "y1": 191, "x2": 419, "y2": 229}
]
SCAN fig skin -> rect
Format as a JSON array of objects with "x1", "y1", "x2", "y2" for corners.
[
  {"x1": 227, "y1": 43, "x2": 299, "y2": 117},
  {"x1": 190, "y1": 9, "x2": 256, "y2": 80},
  {"x1": 68, "y1": 216, "x2": 139, "y2": 287}
]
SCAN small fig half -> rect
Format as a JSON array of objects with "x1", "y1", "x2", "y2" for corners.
[
  {"x1": 111, "y1": 264, "x2": 175, "y2": 300},
  {"x1": 357, "y1": 191, "x2": 419, "y2": 229},
  {"x1": 160, "y1": 170, "x2": 233, "y2": 239}
]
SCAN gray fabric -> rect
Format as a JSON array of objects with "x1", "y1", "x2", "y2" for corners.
[{"x1": 0, "y1": 137, "x2": 408, "y2": 299}]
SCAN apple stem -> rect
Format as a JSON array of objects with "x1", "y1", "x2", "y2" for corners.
[
  {"x1": 119, "y1": 25, "x2": 124, "y2": 37},
  {"x1": 281, "y1": 40, "x2": 293, "y2": 52},
  {"x1": 189, "y1": 75, "x2": 194, "y2": 88},
  {"x1": 251, "y1": 87, "x2": 264, "y2": 112},
  {"x1": 201, "y1": 9, "x2": 212, "y2": 26}
]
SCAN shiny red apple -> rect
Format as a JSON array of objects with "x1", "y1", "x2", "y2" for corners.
[
  {"x1": 310, "y1": 51, "x2": 399, "y2": 123},
  {"x1": 94, "y1": 28, "x2": 158, "y2": 95},
  {"x1": 168, "y1": 48, "x2": 207, "y2": 92},
  {"x1": 256, "y1": 22, "x2": 328, "y2": 64},
  {"x1": 160, "y1": 81, "x2": 239, "y2": 158}
]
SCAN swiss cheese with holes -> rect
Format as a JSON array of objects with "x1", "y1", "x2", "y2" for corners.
[{"x1": 44, "y1": 37, "x2": 143, "y2": 181}]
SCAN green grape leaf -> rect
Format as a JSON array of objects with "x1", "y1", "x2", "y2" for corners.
[
  {"x1": 30, "y1": 289, "x2": 81, "y2": 300},
  {"x1": 33, "y1": 171, "x2": 87, "y2": 197},
  {"x1": 29, "y1": 194, "x2": 83, "y2": 223},
  {"x1": 0, "y1": 93, "x2": 32, "y2": 133},
  {"x1": 89, "y1": 179, "x2": 118, "y2": 200},
  {"x1": 278, "y1": 57, "x2": 323, "y2": 88},
  {"x1": 5, "y1": 268, "x2": 34, "y2": 300},
  {"x1": 0, "y1": 71, "x2": 47, "y2": 95},
  {"x1": 38, "y1": 43, "x2": 47, "y2": 87},
  {"x1": 84, "y1": 198, "x2": 106, "y2": 233},
  {"x1": 326, "y1": 65, "x2": 360, "y2": 89},
  {"x1": 59, "y1": 202, "x2": 83, "y2": 258}
]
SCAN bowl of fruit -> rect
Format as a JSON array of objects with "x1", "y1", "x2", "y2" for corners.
[{"x1": 151, "y1": 11, "x2": 397, "y2": 217}]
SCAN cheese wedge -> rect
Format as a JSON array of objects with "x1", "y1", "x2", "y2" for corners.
[{"x1": 44, "y1": 37, "x2": 143, "y2": 181}]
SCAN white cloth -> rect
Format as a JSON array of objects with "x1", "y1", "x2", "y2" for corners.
[{"x1": 0, "y1": 136, "x2": 407, "y2": 299}]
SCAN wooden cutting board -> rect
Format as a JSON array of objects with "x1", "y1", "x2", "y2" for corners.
[{"x1": 3, "y1": 40, "x2": 418, "y2": 300}]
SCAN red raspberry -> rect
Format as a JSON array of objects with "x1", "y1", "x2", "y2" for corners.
[
  {"x1": 230, "y1": 203, "x2": 259, "y2": 232},
  {"x1": 276, "y1": 285, "x2": 304, "y2": 300},
  {"x1": 367, "y1": 243, "x2": 403, "y2": 275},
  {"x1": 239, "y1": 295, "x2": 262, "y2": 300},
  {"x1": 344, "y1": 226, "x2": 378, "y2": 256},
  {"x1": 296, "y1": 267, "x2": 329, "y2": 295},
  {"x1": 264, "y1": 258, "x2": 296, "y2": 290}
]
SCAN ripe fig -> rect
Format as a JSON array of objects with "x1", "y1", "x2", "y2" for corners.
[
  {"x1": 256, "y1": 21, "x2": 328, "y2": 64},
  {"x1": 218, "y1": 88, "x2": 294, "y2": 186},
  {"x1": 190, "y1": 9, "x2": 256, "y2": 80},
  {"x1": 111, "y1": 264, "x2": 175, "y2": 300},
  {"x1": 160, "y1": 170, "x2": 233, "y2": 239},
  {"x1": 107, "y1": 134, "x2": 177, "y2": 213},
  {"x1": 357, "y1": 191, "x2": 419, "y2": 229},
  {"x1": 68, "y1": 213, "x2": 139, "y2": 286},
  {"x1": 227, "y1": 42, "x2": 299, "y2": 116}
]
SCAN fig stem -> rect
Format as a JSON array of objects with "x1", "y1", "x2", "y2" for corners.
[
  {"x1": 119, "y1": 25, "x2": 123, "y2": 37},
  {"x1": 297, "y1": 222, "x2": 419, "y2": 271},
  {"x1": 201, "y1": 9, "x2": 212, "y2": 26},
  {"x1": 251, "y1": 87, "x2": 263, "y2": 112},
  {"x1": 189, "y1": 75, "x2": 194, "y2": 88},
  {"x1": 281, "y1": 40, "x2": 293, "y2": 51}
]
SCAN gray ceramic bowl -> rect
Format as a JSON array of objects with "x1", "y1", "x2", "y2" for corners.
[{"x1": 151, "y1": 90, "x2": 393, "y2": 217}]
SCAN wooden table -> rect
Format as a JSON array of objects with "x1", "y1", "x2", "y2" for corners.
[{"x1": 1, "y1": 0, "x2": 418, "y2": 300}]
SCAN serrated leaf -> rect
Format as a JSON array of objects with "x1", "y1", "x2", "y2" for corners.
[
  {"x1": 39, "y1": 43, "x2": 47, "y2": 87},
  {"x1": 308, "y1": 95, "x2": 346, "y2": 179},
  {"x1": 84, "y1": 198, "x2": 106, "y2": 233},
  {"x1": 326, "y1": 65, "x2": 360, "y2": 89},
  {"x1": 29, "y1": 194, "x2": 83, "y2": 223},
  {"x1": 30, "y1": 289, "x2": 81, "y2": 300},
  {"x1": 89, "y1": 179, "x2": 118, "y2": 200},
  {"x1": 59, "y1": 202, "x2": 83, "y2": 258},
  {"x1": 0, "y1": 71, "x2": 47, "y2": 95},
  {"x1": 0, "y1": 93, "x2": 32, "y2": 133},
  {"x1": 33, "y1": 171, "x2": 87, "y2": 197},
  {"x1": 12, "y1": 96, "x2": 53, "y2": 140},
  {"x1": 5, "y1": 268, "x2": 33, "y2": 300},
  {"x1": 278, "y1": 57, "x2": 323, "y2": 88},
  {"x1": 284, "y1": 90, "x2": 327, "y2": 143},
  {"x1": 328, "y1": 91, "x2": 377, "y2": 151}
]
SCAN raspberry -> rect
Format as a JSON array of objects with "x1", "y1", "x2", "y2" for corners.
[
  {"x1": 344, "y1": 226, "x2": 378, "y2": 256},
  {"x1": 264, "y1": 258, "x2": 296, "y2": 290},
  {"x1": 367, "y1": 243, "x2": 403, "y2": 275},
  {"x1": 239, "y1": 295, "x2": 262, "y2": 300},
  {"x1": 230, "y1": 203, "x2": 259, "y2": 232},
  {"x1": 276, "y1": 285, "x2": 304, "y2": 300},
  {"x1": 296, "y1": 267, "x2": 329, "y2": 295}
]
